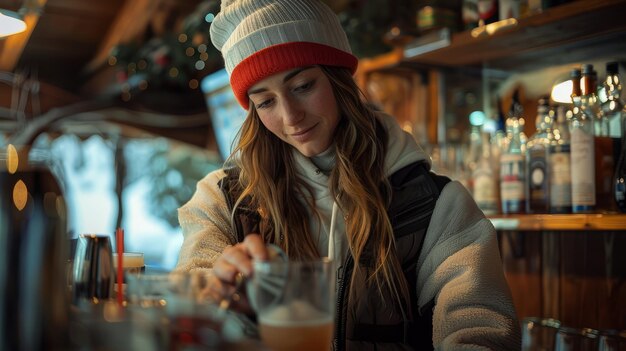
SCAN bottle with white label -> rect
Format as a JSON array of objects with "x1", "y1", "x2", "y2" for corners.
[
  {"x1": 549, "y1": 105, "x2": 572, "y2": 213},
  {"x1": 473, "y1": 131, "x2": 498, "y2": 214},
  {"x1": 526, "y1": 96, "x2": 553, "y2": 213},
  {"x1": 569, "y1": 68, "x2": 596, "y2": 213},
  {"x1": 500, "y1": 94, "x2": 527, "y2": 214}
]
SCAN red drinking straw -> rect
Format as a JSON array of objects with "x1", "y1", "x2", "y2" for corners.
[{"x1": 116, "y1": 228, "x2": 124, "y2": 306}]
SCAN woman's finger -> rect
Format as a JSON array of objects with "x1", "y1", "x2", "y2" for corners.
[
  {"x1": 243, "y1": 234, "x2": 269, "y2": 262},
  {"x1": 212, "y1": 257, "x2": 239, "y2": 283},
  {"x1": 219, "y1": 235, "x2": 269, "y2": 277},
  {"x1": 220, "y1": 243, "x2": 256, "y2": 277}
]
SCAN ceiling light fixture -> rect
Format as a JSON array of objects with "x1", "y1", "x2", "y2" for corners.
[{"x1": 0, "y1": 10, "x2": 27, "y2": 38}]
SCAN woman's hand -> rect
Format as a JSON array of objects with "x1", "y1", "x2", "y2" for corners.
[{"x1": 210, "y1": 234, "x2": 269, "y2": 314}]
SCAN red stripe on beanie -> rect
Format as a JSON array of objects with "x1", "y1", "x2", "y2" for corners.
[{"x1": 229, "y1": 42, "x2": 358, "y2": 109}]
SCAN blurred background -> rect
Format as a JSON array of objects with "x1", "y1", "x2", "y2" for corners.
[
  {"x1": 0, "y1": 0, "x2": 413, "y2": 270},
  {"x1": 1, "y1": 0, "x2": 626, "y2": 333}
]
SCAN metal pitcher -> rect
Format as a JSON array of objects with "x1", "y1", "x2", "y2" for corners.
[{"x1": 71, "y1": 234, "x2": 115, "y2": 304}]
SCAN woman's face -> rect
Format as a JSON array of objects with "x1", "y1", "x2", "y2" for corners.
[{"x1": 247, "y1": 66, "x2": 340, "y2": 157}]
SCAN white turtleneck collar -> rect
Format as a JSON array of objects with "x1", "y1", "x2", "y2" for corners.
[
  {"x1": 310, "y1": 144, "x2": 336, "y2": 175},
  {"x1": 289, "y1": 112, "x2": 430, "y2": 262}
]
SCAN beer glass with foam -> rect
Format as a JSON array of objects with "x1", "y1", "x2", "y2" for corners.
[{"x1": 249, "y1": 258, "x2": 335, "y2": 351}]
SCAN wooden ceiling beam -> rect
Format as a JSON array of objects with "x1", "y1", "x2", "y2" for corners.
[
  {"x1": 0, "y1": 0, "x2": 47, "y2": 72},
  {"x1": 84, "y1": 0, "x2": 165, "y2": 74}
]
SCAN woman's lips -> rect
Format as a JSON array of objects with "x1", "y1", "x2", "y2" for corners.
[{"x1": 290, "y1": 124, "x2": 317, "y2": 142}]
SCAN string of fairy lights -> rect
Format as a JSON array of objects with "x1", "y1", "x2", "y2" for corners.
[
  {"x1": 106, "y1": 1, "x2": 221, "y2": 102},
  {"x1": 104, "y1": 0, "x2": 398, "y2": 102}
]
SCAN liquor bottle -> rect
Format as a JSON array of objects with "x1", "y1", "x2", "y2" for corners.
[
  {"x1": 615, "y1": 116, "x2": 626, "y2": 212},
  {"x1": 569, "y1": 68, "x2": 596, "y2": 213},
  {"x1": 466, "y1": 123, "x2": 484, "y2": 194},
  {"x1": 549, "y1": 105, "x2": 572, "y2": 213},
  {"x1": 509, "y1": 90, "x2": 528, "y2": 152},
  {"x1": 526, "y1": 96, "x2": 553, "y2": 213},
  {"x1": 491, "y1": 96, "x2": 508, "y2": 213},
  {"x1": 455, "y1": 145, "x2": 472, "y2": 191},
  {"x1": 473, "y1": 131, "x2": 498, "y2": 214},
  {"x1": 603, "y1": 61, "x2": 625, "y2": 212},
  {"x1": 582, "y1": 64, "x2": 615, "y2": 211},
  {"x1": 602, "y1": 62, "x2": 624, "y2": 139},
  {"x1": 500, "y1": 96, "x2": 526, "y2": 214},
  {"x1": 493, "y1": 95, "x2": 509, "y2": 153},
  {"x1": 580, "y1": 65, "x2": 609, "y2": 136}
]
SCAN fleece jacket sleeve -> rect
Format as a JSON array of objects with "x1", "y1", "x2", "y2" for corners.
[
  {"x1": 175, "y1": 169, "x2": 235, "y2": 272},
  {"x1": 416, "y1": 181, "x2": 522, "y2": 350}
]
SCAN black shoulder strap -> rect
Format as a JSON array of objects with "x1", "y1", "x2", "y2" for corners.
[
  {"x1": 218, "y1": 167, "x2": 261, "y2": 243},
  {"x1": 406, "y1": 164, "x2": 449, "y2": 350},
  {"x1": 388, "y1": 161, "x2": 450, "y2": 241},
  {"x1": 352, "y1": 161, "x2": 450, "y2": 349}
]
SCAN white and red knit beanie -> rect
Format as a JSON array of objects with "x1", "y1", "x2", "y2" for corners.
[{"x1": 210, "y1": 0, "x2": 358, "y2": 109}]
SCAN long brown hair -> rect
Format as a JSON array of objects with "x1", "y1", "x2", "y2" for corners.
[{"x1": 227, "y1": 65, "x2": 410, "y2": 312}]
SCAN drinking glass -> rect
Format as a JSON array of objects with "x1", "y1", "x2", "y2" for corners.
[
  {"x1": 248, "y1": 258, "x2": 336, "y2": 351},
  {"x1": 598, "y1": 329, "x2": 626, "y2": 351},
  {"x1": 522, "y1": 317, "x2": 561, "y2": 351},
  {"x1": 555, "y1": 327, "x2": 599, "y2": 351},
  {"x1": 127, "y1": 271, "x2": 239, "y2": 351},
  {"x1": 113, "y1": 252, "x2": 146, "y2": 276},
  {"x1": 112, "y1": 252, "x2": 145, "y2": 299}
]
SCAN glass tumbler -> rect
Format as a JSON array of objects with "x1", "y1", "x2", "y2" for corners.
[
  {"x1": 522, "y1": 317, "x2": 561, "y2": 351},
  {"x1": 127, "y1": 271, "x2": 230, "y2": 351},
  {"x1": 248, "y1": 258, "x2": 336, "y2": 351},
  {"x1": 555, "y1": 327, "x2": 599, "y2": 351}
]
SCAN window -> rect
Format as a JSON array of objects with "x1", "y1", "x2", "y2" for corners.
[{"x1": 48, "y1": 133, "x2": 221, "y2": 271}]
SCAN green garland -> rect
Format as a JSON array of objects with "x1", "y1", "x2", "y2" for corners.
[
  {"x1": 108, "y1": 0, "x2": 222, "y2": 100},
  {"x1": 108, "y1": 0, "x2": 407, "y2": 99}
]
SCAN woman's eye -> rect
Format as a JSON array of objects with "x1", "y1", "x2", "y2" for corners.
[
  {"x1": 294, "y1": 80, "x2": 314, "y2": 93},
  {"x1": 255, "y1": 98, "x2": 273, "y2": 109}
]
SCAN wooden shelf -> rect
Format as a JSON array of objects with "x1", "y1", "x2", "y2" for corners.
[
  {"x1": 399, "y1": 0, "x2": 626, "y2": 71},
  {"x1": 488, "y1": 214, "x2": 626, "y2": 231}
]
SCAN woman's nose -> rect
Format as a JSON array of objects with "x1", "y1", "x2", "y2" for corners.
[{"x1": 280, "y1": 97, "x2": 304, "y2": 125}]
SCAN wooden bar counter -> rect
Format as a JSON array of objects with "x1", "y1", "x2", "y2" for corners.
[{"x1": 491, "y1": 214, "x2": 626, "y2": 331}]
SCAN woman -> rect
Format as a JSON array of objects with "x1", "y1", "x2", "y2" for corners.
[{"x1": 176, "y1": 0, "x2": 521, "y2": 349}]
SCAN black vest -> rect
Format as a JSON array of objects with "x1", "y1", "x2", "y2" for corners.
[{"x1": 218, "y1": 160, "x2": 450, "y2": 350}]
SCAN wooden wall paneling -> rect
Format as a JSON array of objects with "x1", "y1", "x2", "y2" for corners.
[
  {"x1": 595, "y1": 232, "x2": 626, "y2": 329},
  {"x1": 427, "y1": 69, "x2": 441, "y2": 145},
  {"x1": 499, "y1": 230, "x2": 543, "y2": 322},
  {"x1": 361, "y1": 71, "x2": 408, "y2": 123},
  {"x1": 395, "y1": 73, "x2": 412, "y2": 130},
  {"x1": 356, "y1": 67, "x2": 435, "y2": 146},
  {"x1": 559, "y1": 232, "x2": 589, "y2": 328},
  {"x1": 542, "y1": 231, "x2": 560, "y2": 320},
  {"x1": 409, "y1": 71, "x2": 430, "y2": 145},
  {"x1": 558, "y1": 231, "x2": 626, "y2": 330},
  {"x1": 497, "y1": 228, "x2": 626, "y2": 331}
]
